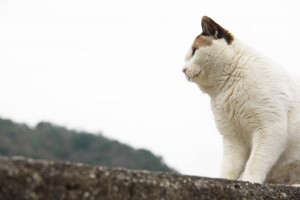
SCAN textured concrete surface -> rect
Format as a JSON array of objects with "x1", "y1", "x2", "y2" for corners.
[{"x1": 0, "y1": 156, "x2": 299, "y2": 200}]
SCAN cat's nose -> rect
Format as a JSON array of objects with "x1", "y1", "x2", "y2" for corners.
[{"x1": 182, "y1": 68, "x2": 187, "y2": 74}]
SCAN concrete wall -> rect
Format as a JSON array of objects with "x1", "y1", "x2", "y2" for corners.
[{"x1": 0, "y1": 156, "x2": 299, "y2": 200}]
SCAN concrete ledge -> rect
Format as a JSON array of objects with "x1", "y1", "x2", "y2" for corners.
[{"x1": 0, "y1": 156, "x2": 299, "y2": 200}]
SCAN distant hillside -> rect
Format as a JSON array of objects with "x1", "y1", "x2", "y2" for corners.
[{"x1": 0, "y1": 118, "x2": 175, "y2": 172}]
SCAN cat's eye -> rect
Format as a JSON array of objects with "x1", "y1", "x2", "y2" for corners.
[{"x1": 192, "y1": 47, "x2": 197, "y2": 56}]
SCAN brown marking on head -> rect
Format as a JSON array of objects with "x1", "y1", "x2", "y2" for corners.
[
  {"x1": 191, "y1": 35, "x2": 212, "y2": 55},
  {"x1": 193, "y1": 35, "x2": 213, "y2": 49},
  {"x1": 201, "y1": 16, "x2": 234, "y2": 44}
]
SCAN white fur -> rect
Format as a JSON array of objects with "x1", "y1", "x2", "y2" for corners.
[{"x1": 184, "y1": 37, "x2": 300, "y2": 184}]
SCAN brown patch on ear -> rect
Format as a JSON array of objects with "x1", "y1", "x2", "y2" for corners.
[{"x1": 201, "y1": 16, "x2": 234, "y2": 44}]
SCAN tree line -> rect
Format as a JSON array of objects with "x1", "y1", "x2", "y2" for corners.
[{"x1": 0, "y1": 118, "x2": 175, "y2": 172}]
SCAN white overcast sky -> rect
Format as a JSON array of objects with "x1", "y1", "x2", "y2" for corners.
[{"x1": 0, "y1": 0, "x2": 300, "y2": 178}]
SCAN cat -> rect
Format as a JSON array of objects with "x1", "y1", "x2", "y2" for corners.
[{"x1": 183, "y1": 16, "x2": 300, "y2": 184}]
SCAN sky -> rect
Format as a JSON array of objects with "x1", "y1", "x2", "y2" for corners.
[{"x1": 0, "y1": 0, "x2": 300, "y2": 178}]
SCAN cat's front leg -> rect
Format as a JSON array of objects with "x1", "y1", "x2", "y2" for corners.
[
  {"x1": 242, "y1": 127, "x2": 287, "y2": 183},
  {"x1": 238, "y1": 170, "x2": 244, "y2": 180},
  {"x1": 221, "y1": 135, "x2": 248, "y2": 180}
]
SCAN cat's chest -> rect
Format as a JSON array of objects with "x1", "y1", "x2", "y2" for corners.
[{"x1": 210, "y1": 92, "x2": 255, "y2": 137}]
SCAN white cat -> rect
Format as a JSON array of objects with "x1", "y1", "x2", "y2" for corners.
[{"x1": 183, "y1": 16, "x2": 300, "y2": 184}]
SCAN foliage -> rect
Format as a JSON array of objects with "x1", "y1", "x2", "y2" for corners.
[{"x1": 0, "y1": 118, "x2": 175, "y2": 172}]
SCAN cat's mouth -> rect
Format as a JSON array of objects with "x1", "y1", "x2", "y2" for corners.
[
  {"x1": 183, "y1": 68, "x2": 201, "y2": 81},
  {"x1": 186, "y1": 73, "x2": 200, "y2": 81}
]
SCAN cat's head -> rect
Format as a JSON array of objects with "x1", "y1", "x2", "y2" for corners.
[{"x1": 183, "y1": 16, "x2": 235, "y2": 93}]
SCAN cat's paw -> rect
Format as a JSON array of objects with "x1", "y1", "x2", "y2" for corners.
[
  {"x1": 242, "y1": 175, "x2": 264, "y2": 184},
  {"x1": 291, "y1": 184, "x2": 300, "y2": 187},
  {"x1": 221, "y1": 171, "x2": 240, "y2": 181}
]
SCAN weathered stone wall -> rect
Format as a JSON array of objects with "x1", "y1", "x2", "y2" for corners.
[{"x1": 0, "y1": 156, "x2": 299, "y2": 200}]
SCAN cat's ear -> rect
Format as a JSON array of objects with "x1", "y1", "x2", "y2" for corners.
[{"x1": 201, "y1": 16, "x2": 233, "y2": 44}]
